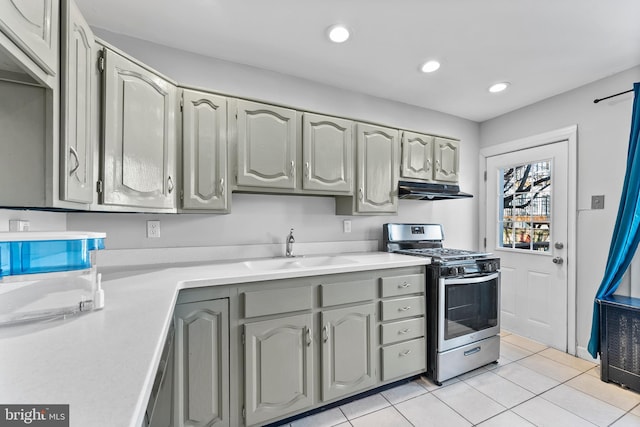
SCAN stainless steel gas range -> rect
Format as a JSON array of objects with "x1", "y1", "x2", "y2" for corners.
[{"x1": 383, "y1": 223, "x2": 501, "y2": 384}]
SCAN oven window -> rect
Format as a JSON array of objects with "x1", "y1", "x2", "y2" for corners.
[{"x1": 444, "y1": 277, "x2": 498, "y2": 340}]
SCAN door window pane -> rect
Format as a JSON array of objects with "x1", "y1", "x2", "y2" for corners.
[{"x1": 498, "y1": 161, "x2": 551, "y2": 252}]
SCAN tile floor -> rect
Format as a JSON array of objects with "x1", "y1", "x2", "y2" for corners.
[{"x1": 276, "y1": 331, "x2": 640, "y2": 427}]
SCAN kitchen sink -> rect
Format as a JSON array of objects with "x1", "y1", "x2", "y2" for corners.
[{"x1": 242, "y1": 255, "x2": 358, "y2": 271}]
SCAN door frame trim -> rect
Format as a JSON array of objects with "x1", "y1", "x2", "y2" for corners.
[{"x1": 478, "y1": 125, "x2": 578, "y2": 355}]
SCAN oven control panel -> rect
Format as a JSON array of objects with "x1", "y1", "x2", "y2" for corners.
[{"x1": 438, "y1": 259, "x2": 500, "y2": 278}]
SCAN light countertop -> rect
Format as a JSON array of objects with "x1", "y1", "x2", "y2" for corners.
[{"x1": 0, "y1": 252, "x2": 428, "y2": 427}]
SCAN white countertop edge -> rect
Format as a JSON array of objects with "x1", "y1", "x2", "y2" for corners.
[{"x1": 0, "y1": 252, "x2": 429, "y2": 427}]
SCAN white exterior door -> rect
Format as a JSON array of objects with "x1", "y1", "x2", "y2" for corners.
[{"x1": 486, "y1": 141, "x2": 568, "y2": 350}]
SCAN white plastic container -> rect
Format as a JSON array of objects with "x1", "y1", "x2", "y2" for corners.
[{"x1": 0, "y1": 231, "x2": 106, "y2": 325}]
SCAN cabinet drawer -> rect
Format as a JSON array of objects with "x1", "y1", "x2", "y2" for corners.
[
  {"x1": 320, "y1": 280, "x2": 375, "y2": 307},
  {"x1": 381, "y1": 338, "x2": 426, "y2": 380},
  {"x1": 380, "y1": 274, "x2": 424, "y2": 297},
  {"x1": 243, "y1": 286, "x2": 312, "y2": 318},
  {"x1": 380, "y1": 317, "x2": 425, "y2": 345},
  {"x1": 380, "y1": 296, "x2": 425, "y2": 321}
]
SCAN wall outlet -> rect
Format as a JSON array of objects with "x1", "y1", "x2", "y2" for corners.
[
  {"x1": 591, "y1": 195, "x2": 605, "y2": 210},
  {"x1": 147, "y1": 220, "x2": 161, "y2": 238},
  {"x1": 9, "y1": 220, "x2": 30, "y2": 231},
  {"x1": 343, "y1": 220, "x2": 352, "y2": 233}
]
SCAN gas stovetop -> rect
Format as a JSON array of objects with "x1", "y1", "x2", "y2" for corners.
[
  {"x1": 394, "y1": 247, "x2": 492, "y2": 262},
  {"x1": 383, "y1": 223, "x2": 493, "y2": 264}
]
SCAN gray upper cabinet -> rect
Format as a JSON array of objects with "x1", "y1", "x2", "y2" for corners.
[
  {"x1": 244, "y1": 313, "x2": 313, "y2": 426},
  {"x1": 401, "y1": 131, "x2": 460, "y2": 183},
  {"x1": 354, "y1": 123, "x2": 399, "y2": 214},
  {"x1": 302, "y1": 113, "x2": 353, "y2": 193},
  {"x1": 0, "y1": 0, "x2": 59, "y2": 86},
  {"x1": 234, "y1": 99, "x2": 298, "y2": 190},
  {"x1": 321, "y1": 303, "x2": 376, "y2": 401},
  {"x1": 433, "y1": 137, "x2": 460, "y2": 182},
  {"x1": 174, "y1": 298, "x2": 229, "y2": 427},
  {"x1": 401, "y1": 131, "x2": 433, "y2": 181},
  {"x1": 101, "y1": 48, "x2": 177, "y2": 210},
  {"x1": 181, "y1": 89, "x2": 229, "y2": 212},
  {"x1": 60, "y1": 0, "x2": 94, "y2": 205}
]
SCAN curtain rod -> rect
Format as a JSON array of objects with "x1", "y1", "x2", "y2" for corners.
[{"x1": 593, "y1": 88, "x2": 633, "y2": 104}]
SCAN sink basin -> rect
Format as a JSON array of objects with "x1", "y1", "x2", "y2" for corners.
[{"x1": 242, "y1": 256, "x2": 357, "y2": 271}]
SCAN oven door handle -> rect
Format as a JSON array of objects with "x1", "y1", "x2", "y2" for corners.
[{"x1": 443, "y1": 272, "x2": 500, "y2": 285}]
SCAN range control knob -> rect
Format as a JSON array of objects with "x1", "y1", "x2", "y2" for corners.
[{"x1": 447, "y1": 267, "x2": 458, "y2": 276}]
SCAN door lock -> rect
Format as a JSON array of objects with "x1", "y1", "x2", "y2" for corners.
[
  {"x1": 554, "y1": 242, "x2": 564, "y2": 249},
  {"x1": 552, "y1": 257, "x2": 564, "y2": 265}
]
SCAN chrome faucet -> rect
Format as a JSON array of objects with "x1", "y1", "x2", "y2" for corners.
[{"x1": 286, "y1": 228, "x2": 295, "y2": 257}]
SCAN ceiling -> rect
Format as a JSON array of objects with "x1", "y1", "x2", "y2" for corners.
[{"x1": 74, "y1": 0, "x2": 640, "y2": 122}]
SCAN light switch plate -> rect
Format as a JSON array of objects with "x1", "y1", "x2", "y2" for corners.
[{"x1": 591, "y1": 195, "x2": 605, "y2": 210}]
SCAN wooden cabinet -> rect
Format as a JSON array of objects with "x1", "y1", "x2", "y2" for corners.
[
  {"x1": 234, "y1": 99, "x2": 298, "y2": 190},
  {"x1": 302, "y1": 113, "x2": 353, "y2": 193},
  {"x1": 244, "y1": 313, "x2": 314, "y2": 426},
  {"x1": 321, "y1": 303, "x2": 376, "y2": 400},
  {"x1": 433, "y1": 137, "x2": 460, "y2": 182},
  {"x1": 337, "y1": 123, "x2": 399, "y2": 214},
  {"x1": 0, "y1": 0, "x2": 59, "y2": 86},
  {"x1": 401, "y1": 131, "x2": 459, "y2": 183},
  {"x1": 181, "y1": 89, "x2": 229, "y2": 212},
  {"x1": 101, "y1": 48, "x2": 177, "y2": 210},
  {"x1": 60, "y1": 0, "x2": 95, "y2": 204},
  {"x1": 174, "y1": 298, "x2": 229, "y2": 427}
]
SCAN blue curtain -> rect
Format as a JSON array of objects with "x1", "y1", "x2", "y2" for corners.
[{"x1": 587, "y1": 82, "x2": 640, "y2": 358}]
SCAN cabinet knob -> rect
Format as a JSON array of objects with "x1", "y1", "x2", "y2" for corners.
[
  {"x1": 398, "y1": 282, "x2": 411, "y2": 289},
  {"x1": 399, "y1": 328, "x2": 410, "y2": 335},
  {"x1": 290, "y1": 161, "x2": 295, "y2": 178},
  {"x1": 426, "y1": 158, "x2": 432, "y2": 172},
  {"x1": 358, "y1": 188, "x2": 364, "y2": 201},
  {"x1": 322, "y1": 324, "x2": 329, "y2": 343},
  {"x1": 167, "y1": 176, "x2": 174, "y2": 193},
  {"x1": 399, "y1": 306, "x2": 411, "y2": 312},
  {"x1": 305, "y1": 162, "x2": 310, "y2": 179},
  {"x1": 435, "y1": 160, "x2": 441, "y2": 172},
  {"x1": 219, "y1": 178, "x2": 225, "y2": 195},
  {"x1": 306, "y1": 327, "x2": 312, "y2": 346},
  {"x1": 399, "y1": 349, "x2": 412, "y2": 357}
]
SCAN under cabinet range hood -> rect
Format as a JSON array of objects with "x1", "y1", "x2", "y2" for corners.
[{"x1": 398, "y1": 181, "x2": 473, "y2": 200}]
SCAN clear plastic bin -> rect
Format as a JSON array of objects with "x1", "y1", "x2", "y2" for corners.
[{"x1": 0, "y1": 231, "x2": 106, "y2": 325}]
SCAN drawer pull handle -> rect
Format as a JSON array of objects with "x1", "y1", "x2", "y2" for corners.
[
  {"x1": 306, "y1": 327, "x2": 312, "y2": 346},
  {"x1": 398, "y1": 282, "x2": 411, "y2": 289},
  {"x1": 322, "y1": 325, "x2": 329, "y2": 343},
  {"x1": 399, "y1": 306, "x2": 411, "y2": 312},
  {"x1": 399, "y1": 349, "x2": 412, "y2": 357},
  {"x1": 399, "y1": 328, "x2": 411, "y2": 335},
  {"x1": 464, "y1": 346, "x2": 481, "y2": 356}
]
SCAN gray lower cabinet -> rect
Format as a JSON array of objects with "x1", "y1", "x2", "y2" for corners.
[
  {"x1": 321, "y1": 303, "x2": 376, "y2": 400},
  {"x1": 244, "y1": 313, "x2": 314, "y2": 426},
  {"x1": 174, "y1": 299, "x2": 229, "y2": 427}
]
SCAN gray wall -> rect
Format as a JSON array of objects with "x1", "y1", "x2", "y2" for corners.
[
  {"x1": 64, "y1": 30, "x2": 481, "y2": 252},
  {"x1": 480, "y1": 65, "x2": 640, "y2": 357}
]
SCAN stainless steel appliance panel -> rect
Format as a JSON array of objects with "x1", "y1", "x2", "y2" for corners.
[{"x1": 436, "y1": 335, "x2": 500, "y2": 383}]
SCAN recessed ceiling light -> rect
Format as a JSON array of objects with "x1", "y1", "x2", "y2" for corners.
[
  {"x1": 327, "y1": 25, "x2": 350, "y2": 43},
  {"x1": 420, "y1": 60, "x2": 441, "y2": 73},
  {"x1": 489, "y1": 82, "x2": 510, "y2": 93}
]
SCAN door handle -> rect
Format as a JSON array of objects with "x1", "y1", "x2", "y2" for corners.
[
  {"x1": 69, "y1": 146, "x2": 80, "y2": 176},
  {"x1": 552, "y1": 257, "x2": 564, "y2": 265}
]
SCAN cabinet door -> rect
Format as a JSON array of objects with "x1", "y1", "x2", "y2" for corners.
[
  {"x1": 182, "y1": 89, "x2": 228, "y2": 211},
  {"x1": 102, "y1": 49, "x2": 177, "y2": 209},
  {"x1": 235, "y1": 99, "x2": 297, "y2": 189},
  {"x1": 302, "y1": 113, "x2": 352, "y2": 193},
  {"x1": 433, "y1": 137, "x2": 459, "y2": 182},
  {"x1": 174, "y1": 299, "x2": 229, "y2": 427},
  {"x1": 60, "y1": 0, "x2": 94, "y2": 204},
  {"x1": 244, "y1": 313, "x2": 313, "y2": 426},
  {"x1": 321, "y1": 303, "x2": 376, "y2": 401},
  {"x1": 401, "y1": 131, "x2": 434, "y2": 181},
  {"x1": 0, "y1": 0, "x2": 59, "y2": 76},
  {"x1": 355, "y1": 123, "x2": 399, "y2": 213}
]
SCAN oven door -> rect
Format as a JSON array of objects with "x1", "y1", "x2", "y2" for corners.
[{"x1": 438, "y1": 272, "x2": 500, "y2": 352}]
